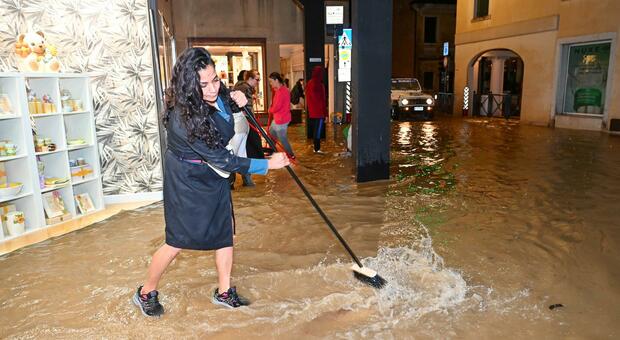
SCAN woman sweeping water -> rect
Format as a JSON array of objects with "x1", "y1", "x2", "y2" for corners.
[{"x1": 133, "y1": 47, "x2": 290, "y2": 317}]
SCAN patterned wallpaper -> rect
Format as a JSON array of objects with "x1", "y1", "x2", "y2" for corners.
[{"x1": 0, "y1": 0, "x2": 163, "y2": 195}]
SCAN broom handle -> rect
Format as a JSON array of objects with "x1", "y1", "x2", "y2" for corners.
[{"x1": 243, "y1": 107, "x2": 363, "y2": 268}]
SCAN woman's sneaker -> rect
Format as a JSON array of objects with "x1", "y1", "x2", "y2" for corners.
[
  {"x1": 132, "y1": 286, "x2": 164, "y2": 317},
  {"x1": 212, "y1": 286, "x2": 250, "y2": 308}
]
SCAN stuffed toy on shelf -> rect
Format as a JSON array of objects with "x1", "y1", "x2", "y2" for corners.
[{"x1": 14, "y1": 31, "x2": 61, "y2": 73}]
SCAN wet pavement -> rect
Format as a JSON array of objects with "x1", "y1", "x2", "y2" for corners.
[{"x1": 1, "y1": 116, "x2": 619, "y2": 339}]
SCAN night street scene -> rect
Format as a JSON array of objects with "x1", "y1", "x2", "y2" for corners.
[{"x1": 1, "y1": 0, "x2": 619, "y2": 338}]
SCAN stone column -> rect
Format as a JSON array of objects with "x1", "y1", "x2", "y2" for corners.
[
  {"x1": 489, "y1": 56, "x2": 506, "y2": 115},
  {"x1": 490, "y1": 56, "x2": 506, "y2": 94}
]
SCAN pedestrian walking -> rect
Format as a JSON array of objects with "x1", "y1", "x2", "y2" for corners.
[{"x1": 268, "y1": 72, "x2": 295, "y2": 158}]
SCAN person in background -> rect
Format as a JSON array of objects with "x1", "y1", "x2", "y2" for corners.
[
  {"x1": 290, "y1": 78, "x2": 305, "y2": 108},
  {"x1": 305, "y1": 66, "x2": 327, "y2": 153},
  {"x1": 133, "y1": 48, "x2": 289, "y2": 317},
  {"x1": 284, "y1": 78, "x2": 290, "y2": 89},
  {"x1": 226, "y1": 69, "x2": 250, "y2": 189},
  {"x1": 234, "y1": 69, "x2": 263, "y2": 187},
  {"x1": 236, "y1": 70, "x2": 247, "y2": 83},
  {"x1": 268, "y1": 72, "x2": 295, "y2": 159}
]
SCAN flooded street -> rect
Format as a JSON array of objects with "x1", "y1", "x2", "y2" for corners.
[{"x1": 1, "y1": 117, "x2": 619, "y2": 339}]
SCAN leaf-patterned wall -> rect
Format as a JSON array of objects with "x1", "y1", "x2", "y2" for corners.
[{"x1": 0, "y1": 0, "x2": 162, "y2": 195}]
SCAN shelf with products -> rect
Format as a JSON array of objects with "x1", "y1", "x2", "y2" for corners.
[
  {"x1": 41, "y1": 186, "x2": 74, "y2": 225},
  {"x1": 1, "y1": 157, "x2": 34, "y2": 200},
  {"x1": 59, "y1": 77, "x2": 90, "y2": 113},
  {"x1": 0, "y1": 117, "x2": 26, "y2": 160},
  {"x1": 0, "y1": 76, "x2": 21, "y2": 119},
  {"x1": 25, "y1": 77, "x2": 60, "y2": 115},
  {"x1": 64, "y1": 112, "x2": 94, "y2": 147},
  {"x1": 0, "y1": 73, "x2": 104, "y2": 245}
]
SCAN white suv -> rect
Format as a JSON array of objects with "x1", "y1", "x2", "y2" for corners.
[{"x1": 391, "y1": 78, "x2": 434, "y2": 120}]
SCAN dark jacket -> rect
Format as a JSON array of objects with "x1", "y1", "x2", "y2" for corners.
[{"x1": 233, "y1": 80, "x2": 254, "y2": 114}]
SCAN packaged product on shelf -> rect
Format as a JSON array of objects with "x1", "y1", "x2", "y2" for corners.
[
  {"x1": 37, "y1": 157, "x2": 45, "y2": 189},
  {"x1": 75, "y1": 193, "x2": 95, "y2": 214},
  {"x1": 4, "y1": 143, "x2": 17, "y2": 156},
  {"x1": 42, "y1": 191, "x2": 71, "y2": 224},
  {"x1": 70, "y1": 164, "x2": 93, "y2": 181},
  {"x1": 0, "y1": 162, "x2": 6, "y2": 185},
  {"x1": 34, "y1": 137, "x2": 55, "y2": 153},
  {"x1": 67, "y1": 138, "x2": 86, "y2": 146},
  {"x1": 28, "y1": 93, "x2": 37, "y2": 114},
  {"x1": 35, "y1": 98, "x2": 42, "y2": 114},
  {"x1": 42, "y1": 94, "x2": 56, "y2": 113},
  {"x1": 0, "y1": 93, "x2": 12, "y2": 114},
  {"x1": 0, "y1": 203, "x2": 17, "y2": 235},
  {"x1": 0, "y1": 140, "x2": 16, "y2": 156},
  {"x1": 4, "y1": 210, "x2": 25, "y2": 236},
  {"x1": 60, "y1": 89, "x2": 71, "y2": 112}
]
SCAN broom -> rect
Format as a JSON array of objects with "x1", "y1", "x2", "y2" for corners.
[{"x1": 242, "y1": 107, "x2": 387, "y2": 289}]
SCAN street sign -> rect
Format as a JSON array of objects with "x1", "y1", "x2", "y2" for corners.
[
  {"x1": 326, "y1": 6, "x2": 344, "y2": 25},
  {"x1": 443, "y1": 42, "x2": 449, "y2": 56},
  {"x1": 338, "y1": 28, "x2": 352, "y2": 82},
  {"x1": 338, "y1": 68, "x2": 351, "y2": 82}
]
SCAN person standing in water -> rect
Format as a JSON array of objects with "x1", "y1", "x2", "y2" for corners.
[
  {"x1": 305, "y1": 66, "x2": 327, "y2": 153},
  {"x1": 234, "y1": 69, "x2": 264, "y2": 187},
  {"x1": 133, "y1": 48, "x2": 290, "y2": 317},
  {"x1": 268, "y1": 72, "x2": 295, "y2": 158}
]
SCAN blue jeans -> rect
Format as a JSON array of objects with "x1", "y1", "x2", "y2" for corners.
[{"x1": 269, "y1": 121, "x2": 294, "y2": 156}]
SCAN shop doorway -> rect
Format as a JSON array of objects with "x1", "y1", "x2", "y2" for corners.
[
  {"x1": 189, "y1": 38, "x2": 268, "y2": 114},
  {"x1": 468, "y1": 49, "x2": 523, "y2": 118}
]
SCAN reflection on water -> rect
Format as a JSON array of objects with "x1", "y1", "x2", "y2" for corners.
[{"x1": 1, "y1": 117, "x2": 620, "y2": 338}]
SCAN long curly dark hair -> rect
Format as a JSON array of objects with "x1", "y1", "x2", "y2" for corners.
[{"x1": 163, "y1": 47, "x2": 238, "y2": 147}]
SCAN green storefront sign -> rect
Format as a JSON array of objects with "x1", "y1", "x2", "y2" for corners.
[{"x1": 563, "y1": 41, "x2": 610, "y2": 114}]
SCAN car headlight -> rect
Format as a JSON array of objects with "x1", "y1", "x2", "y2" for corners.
[
  {"x1": 401, "y1": 98, "x2": 409, "y2": 106},
  {"x1": 426, "y1": 98, "x2": 433, "y2": 105}
]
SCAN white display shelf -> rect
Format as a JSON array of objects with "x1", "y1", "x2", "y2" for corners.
[
  {"x1": 67, "y1": 144, "x2": 91, "y2": 151},
  {"x1": 0, "y1": 191, "x2": 32, "y2": 204},
  {"x1": 72, "y1": 175, "x2": 98, "y2": 186},
  {"x1": 30, "y1": 112, "x2": 62, "y2": 118},
  {"x1": 35, "y1": 148, "x2": 66, "y2": 156},
  {"x1": 0, "y1": 154, "x2": 27, "y2": 162},
  {"x1": 0, "y1": 114, "x2": 20, "y2": 120},
  {"x1": 41, "y1": 183, "x2": 70, "y2": 193},
  {"x1": 62, "y1": 110, "x2": 90, "y2": 116},
  {"x1": 0, "y1": 73, "x2": 104, "y2": 244}
]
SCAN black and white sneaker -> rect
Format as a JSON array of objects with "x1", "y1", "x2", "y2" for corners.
[
  {"x1": 212, "y1": 286, "x2": 250, "y2": 308},
  {"x1": 132, "y1": 286, "x2": 164, "y2": 317}
]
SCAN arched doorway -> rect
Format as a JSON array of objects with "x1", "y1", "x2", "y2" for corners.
[{"x1": 468, "y1": 49, "x2": 523, "y2": 118}]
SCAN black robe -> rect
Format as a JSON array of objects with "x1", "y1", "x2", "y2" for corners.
[{"x1": 163, "y1": 99, "x2": 250, "y2": 250}]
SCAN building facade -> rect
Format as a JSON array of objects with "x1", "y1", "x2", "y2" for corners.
[
  {"x1": 393, "y1": 0, "x2": 456, "y2": 93},
  {"x1": 454, "y1": 0, "x2": 620, "y2": 131}
]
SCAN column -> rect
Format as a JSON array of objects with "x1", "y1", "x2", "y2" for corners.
[
  {"x1": 490, "y1": 56, "x2": 506, "y2": 94},
  {"x1": 352, "y1": 0, "x2": 392, "y2": 182},
  {"x1": 489, "y1": 56, "x2": 506, "y2": 115}
]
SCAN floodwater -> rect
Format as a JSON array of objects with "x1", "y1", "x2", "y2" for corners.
[{"x1": 1, "y1": 117, "x2": 620, "y2": 339}]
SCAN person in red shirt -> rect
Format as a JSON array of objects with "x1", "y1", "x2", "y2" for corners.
[
  {"x1": 268, "y1": 72, "x2": 295, "y2": 158},
  {"x1": 305, "y1": 66, "x2": 327, "y2": 153}
]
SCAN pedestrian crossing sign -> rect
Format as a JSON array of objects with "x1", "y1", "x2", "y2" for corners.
[{"x1": 339, "y1": 29, "x2": 352, "y2": 49}]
